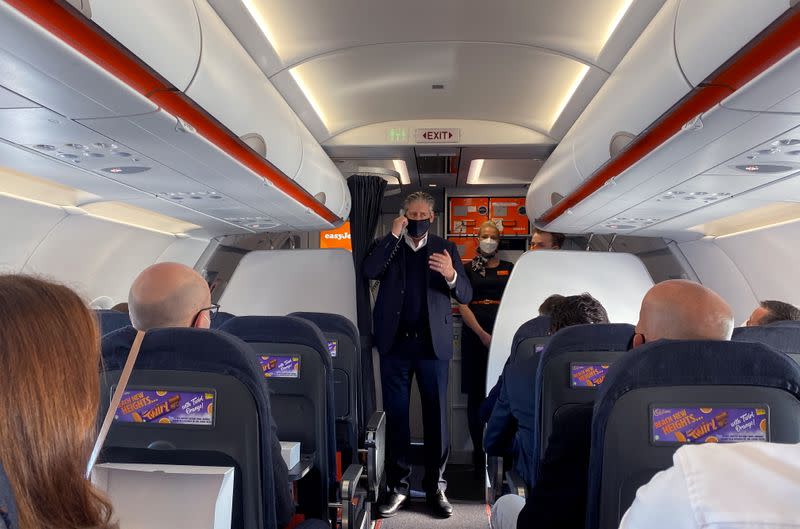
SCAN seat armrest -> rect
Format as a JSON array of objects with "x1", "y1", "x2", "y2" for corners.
[
  {"x1": 363, "y1": 410, "x2": 386, "y2": 502},
  {"x1": 339, "y1": 464, "x2": 369, "y2": 529}
]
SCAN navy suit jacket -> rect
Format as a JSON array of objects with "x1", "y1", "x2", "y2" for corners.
[
  {"x1": 364, "y1": 232, "x2": 472, "y2": 360},
  {"x1": 484, "y1": 352, "x2": 539, "y2": 488}
]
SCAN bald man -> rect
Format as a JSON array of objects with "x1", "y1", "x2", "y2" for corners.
[
  {"x1": 491, "y1": 280, "x2": 734, "y2": 529},
  {"x1": 104, "y1": 262, "x2": 297, "y2": 527},
  {"x1": 128, "y1": 262, "x2": 214, "y2": 331}
]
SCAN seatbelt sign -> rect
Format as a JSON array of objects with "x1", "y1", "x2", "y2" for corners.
[{"x1": 415, "y1": 128, "x2": 461, "y2": 143}]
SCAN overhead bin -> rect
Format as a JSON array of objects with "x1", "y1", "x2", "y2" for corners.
[{"x1": 527, "y1": 0, "x2": 791, "y2": 225}]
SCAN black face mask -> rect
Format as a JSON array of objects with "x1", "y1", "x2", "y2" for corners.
[{"x1": 406, "y1": 218, "x2": 431, "y2": 238}]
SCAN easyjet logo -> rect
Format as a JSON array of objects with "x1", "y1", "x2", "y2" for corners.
[{"x1": 324, "y1": 233, "x2": 351, "y2": 240}]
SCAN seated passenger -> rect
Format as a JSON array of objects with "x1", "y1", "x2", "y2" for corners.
[
  {"x1": 530, "y1": 229, "x2": 565, "y2": 251},
  {"x1": 104, "y1": 263, "x2": 297, "y2": 527},
  {"x1": 0, "y1": 275, "x2": 117, "y2": 529},
  {"x1": 745, "y1": 300, "x2": 800, "y2": 326},
  {"x1": 619, "y1": 442, "x2": 800, "y2": 529},
  {"x1": 479, "y1": 294, "x2": 566, "y2": 425},
  {"x1": 484, "y1": 294, "x2": 609, "y2": 489},
  {"x1": 490, "y1": 280, "x2": 734, "y2": 529}
]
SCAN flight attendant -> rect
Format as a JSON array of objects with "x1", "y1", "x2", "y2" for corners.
[
  {"x1": 364, "y1": 191, "x2": 472, "y2": 518},
  {"x1": 458, "y1": 221, "x2": 513, "y2": 472}
]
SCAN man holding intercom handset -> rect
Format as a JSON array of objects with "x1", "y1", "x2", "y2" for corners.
[{"x1": 364, "y1": 191, "x2": 472, "y2": 519}]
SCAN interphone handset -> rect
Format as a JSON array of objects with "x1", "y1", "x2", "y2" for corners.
[{"x1": 381, "y1": 210, "x2": 406, "y2": 274}]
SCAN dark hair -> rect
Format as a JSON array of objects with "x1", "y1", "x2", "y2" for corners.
[
  {"x1": 534, "y1": 228, "x2": 566, "y2": 248},
  {"x1": 759, "y1": 300, "x2": 800, "y2": 325},
  {"x1": 538, "y1": 294, "x2": 566, "y2": 317},
  {"x1": 549, "y1": 293, "x2": 609, "y2": 334},
  {"x1": 0, "y1": 275, "x2": 116, "y2": 529}
]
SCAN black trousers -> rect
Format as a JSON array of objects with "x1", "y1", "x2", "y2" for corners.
[{"x1": 380, "y1": 335, "x2": 450, "y2": 495}]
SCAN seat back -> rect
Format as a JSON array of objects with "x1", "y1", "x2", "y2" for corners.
[
  {"x1": 95, "y1": 310, "x2": 131, "y2": 336},
  {"x1": 100, "y1": 327, "x2": 276, "y2": 529},
  {"x1": 586, "y1": 340, "x2": 800, "y2": 529},
  {"x1": 509, "y1": 316, "x2": 551, "y2": 365},
  {"x1": 0, "y1": 463, "x2": 17, "y2": 529},
  {"x1": 534, "y1": 324, "x2": 634, "y2": 468},
  {"x1": 220, "y1": 316, "x2": 336, "y2": 521},
  {"x1": 289, "y1": 311, "x2": 361, "y2": 466},
  {"x1": 732, "y1": 323, "x2": 800, "y2": 364},
  {"x1": 211, "y1": 311, "x2": 236, "y2": 329}
]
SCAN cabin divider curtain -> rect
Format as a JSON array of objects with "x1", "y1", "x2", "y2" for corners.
[{"x1": 347, "y1": 174, "x2": 387, "y2": 417}]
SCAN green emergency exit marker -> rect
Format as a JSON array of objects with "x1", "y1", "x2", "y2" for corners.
[{"x1": 387, "y1": 127, "x2": 408, "y2": 143}]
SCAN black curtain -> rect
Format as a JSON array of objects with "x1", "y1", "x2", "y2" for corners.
[{"x1": 347, "y1": 174, "x2": 387, "y2": 417}]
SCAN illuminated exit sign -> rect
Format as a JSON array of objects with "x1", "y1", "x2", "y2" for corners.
[{"x1": 415, "y1": 128, "x2": 461, "y2": 143}]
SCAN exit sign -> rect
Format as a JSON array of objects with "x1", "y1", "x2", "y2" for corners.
[{"x1": 415, "y1": 128, "x2": 461, "y2": 143}]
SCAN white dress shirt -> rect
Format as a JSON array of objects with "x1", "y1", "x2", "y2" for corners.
[
  {"x1": 393, "y1": 232, "x2": 458, "y2": 288},
  {"x1": 619, "y1": 442, "x2": 800, "y2": 529}
]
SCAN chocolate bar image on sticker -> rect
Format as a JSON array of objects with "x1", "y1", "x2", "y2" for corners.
[{"x1": 138, "y1": 395, "x2": 181, "y2": 422}]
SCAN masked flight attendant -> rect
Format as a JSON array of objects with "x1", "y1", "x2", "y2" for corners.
[
  {"x1": 364, "y1": 191, "x2": 472, "y2": 519},
  {"x1": 458, "y1": 221, "x2": 514, "y2": 472}
]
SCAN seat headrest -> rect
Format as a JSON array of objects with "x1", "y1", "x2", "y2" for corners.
[
  {"x1": 512, "y1": 316, "x2": 551, "y2": 341},
  {"x1": 545, "y1": 323, "x2": 634, "y2": 356},
  {"x1": 94, "y1": 310, "x2": 132, "y2": 336},
  {"x1": 210, "y1": 311, "x2": 236, "y2": 329},
  {"x1": 287, "y1": 311, "x2": 359, "y2": 345},
  {"x1": 732, "y1": 325, "x2": 800, "y2": 353},
  {"x1": 219, "y1": 316, "x2": 329, "y2": 357},
  {"x1": 0, "y1": 464, "x2": 17, "y2": 529}
]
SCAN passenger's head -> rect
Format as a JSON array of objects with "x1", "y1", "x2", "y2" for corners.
[
  {"x1": 478, "y1": 221, "x2": 501, "y2": 256},
  {"x1": 745, "y1": 300, "x2": 800, "y2": 327},
  {"x1": 402, "y1": 191, "x2": 435, "y2": 239},
  {"x1": 0, "y1": 275, "x2": 115, "y2": 529},
  {"x1": 538, "y1": 294, "x2": 566, "y2": 317},
  {"x1": 128, "y1": 262, "x2": 213, "y2": 331},
  {"x1": 633, "y1": 279, "x2": 734, "y2": 347},
  {"x1": 531, "y1": 229, "x2": 565, "y2": 250},
  {"x1": 549, "y1": 293, "x2": 609, "y2": 334},
  {"x1": 110, "y1": 302, "x2": 128, "y2": 313}
]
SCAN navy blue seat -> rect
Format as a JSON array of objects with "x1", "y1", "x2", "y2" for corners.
[
  {"x1": 211, "y1": 311, "x2": 236, "y2": 329},
  {"x1": 0, "y1": 464, "x2": 17, "y2": 529},
  {"x1": 586, "y1": 339, "x2": 800, "y2": 529},
  {"x1": 533, "y1": 323, "x2": 633, "y2": 479},
  {"x1": 510, "y1": 315, "x2": 551, "y2": 364},
  {"x1": 220, "y1": 316, "x2": 337, "y2": 522},
  {"x1": 94, "y1": 309, "x2": 131, "y2": 336},
  {"x1": 288, "y1": 312, "x2": 362, "y2": 463},
  {"x1": 100, "y1": 326, "x2": 282, "y2": 529},
  {"x1": 732, "y1": 323, "x2": 800, "y2": 364}
]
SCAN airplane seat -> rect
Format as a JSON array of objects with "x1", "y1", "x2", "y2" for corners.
[
  {"x1": 732, "y1": 323, "x2": 800, "y2": 364},
  {"x1": 100, "y1": 326, "x2": 281, "y2": 529},
  {"x1": 211, "y1": 311, "x2": 236, "y2": 329},
  {"x1": 287, "y1": 311, "x2": 386, "y2": 503},
  {"x1": 0, "y1": 463, "x2": 17, "y2": 529},
  {"x1": 533, "y1": 323, "x2": 634, "y2": 483},
  {"x1": 586, "y1": 339, "x2": 800, "y2": 529},
  {"x1": 510, "y1": 315, "x2": 551, "y2": 364},
  {"x1": 219, "y1": 316, "x2": 352, "y2": 524},
  {"x1": 94, "y1": 309, "x2": 131, "y2": 336}
]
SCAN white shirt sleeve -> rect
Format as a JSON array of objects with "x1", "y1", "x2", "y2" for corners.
[
  {"x1": 446, "y1": 270, "x2": 457, "y2": 289},
  {"x1": 618, "y1": 466, "x2": 696, "y2": 529}
]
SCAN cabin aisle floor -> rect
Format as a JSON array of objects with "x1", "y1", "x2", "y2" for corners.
[{"x1": 376, "y1": 464, "x2": 490, "y2": 529}]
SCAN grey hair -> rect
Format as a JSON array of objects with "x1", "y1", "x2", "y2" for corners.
[{"x1": 403, "y1": 191, "x2": 435, "y2": 213}]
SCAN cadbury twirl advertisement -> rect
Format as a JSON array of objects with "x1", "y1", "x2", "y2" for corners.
[
  {"x1": 115, "y1": 389, "x2": 215, "y2": 425},
  {"x1": 327, "y1": 340, "x2": 338, "y2": 358},
  {"x1": 570, "y1": 363, "x2": 611, "y2": 388},
  {"x1": 259, "y1": 355, "x2": 301, "y2": 378},
  {"x1": 651, "y1": 406, "x2": 768, "y2": 444}
]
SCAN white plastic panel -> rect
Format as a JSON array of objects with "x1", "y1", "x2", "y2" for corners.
[
  {"x1": 677, "y1": 239, "x2": 758, "y2": 324},
  {"x1": 722, "y1": 47, "x2": 800, "y2": 113},
  {"x1": 713, "y1": 220, "x2": 800, "y2": 317},
  {"x1": 0, "y1": 2, "x2": 156, "y2": 118},
  {"x1": 295, "y1": 115, "x2": 351, "y2": 219},
  {"x1": 187, "y1": 0, "x2": 303, "y2": 179},
  {"x1": 22, "y1": 213, "x2": 179, "y2": 303},
  {"x1": 0, "y1": 85, "x2": 38, "y2": 109},
  {"x1": 89, "y1": 0, "x2": 201, "y2": 91},
  {"x1": 485, "y1": 251, "x2": 654, "y2": 393},
  {"x1": 156, "y1": 237, "x2": 210, "y2": 267},
  {"x1": 0, "y1": 194, "x2": 67, "y2": 272},
  {"x1": 219, "y1": 249, "x2": 357, "y2": 325},
  {"x1": 675, "y1": 0, "x2": 789, "y2": 87}
]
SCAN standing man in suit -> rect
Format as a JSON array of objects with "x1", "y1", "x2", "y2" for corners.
[{"x1": 364, "y1": 191, "x2": 472, "y2": 518}]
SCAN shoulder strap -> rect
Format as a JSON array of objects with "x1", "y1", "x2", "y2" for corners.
[{"x1": 86, "y1": 330, "x2": 146, "y2": 478}]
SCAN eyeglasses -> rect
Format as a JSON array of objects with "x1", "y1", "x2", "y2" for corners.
[{"x1": 191, "y1": 303, "x2": 220, "y2": 326}]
